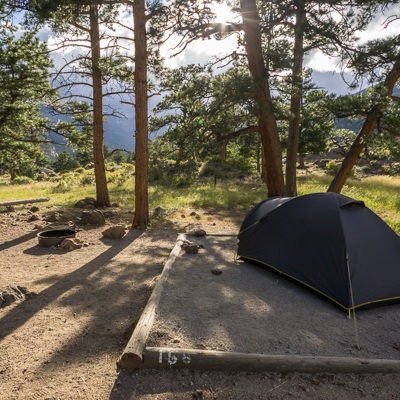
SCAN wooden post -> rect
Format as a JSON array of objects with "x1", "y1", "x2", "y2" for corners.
[
  {"x1": 120, "y1": 346, "x2": 400, "y2": 373},
  {"x1": 120, "y1": 234, "x2": 186, "y2": 365}
]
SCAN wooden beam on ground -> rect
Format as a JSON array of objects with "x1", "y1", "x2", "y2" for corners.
[
  {"x1": 119, "y1": 234, "x2": 186, "y2": 367},
  {"x1": 121, "y1": 347, "x2": 400, "y2": 373},
  {"x1": 0, "y1": 197, "x2": 50, "y2": 207}
]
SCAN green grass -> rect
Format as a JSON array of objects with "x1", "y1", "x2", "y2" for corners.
[{"x1": 2, "y1": 172, "x2": 400, "y2": 234}]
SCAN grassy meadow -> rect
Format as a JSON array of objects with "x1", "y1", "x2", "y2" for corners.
[{"x1": 1, "y1": 166, "x2": 400, "y2": 234}]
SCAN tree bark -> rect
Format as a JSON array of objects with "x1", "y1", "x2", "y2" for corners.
[
  {"x1": 90, "y1": 5, "x2": 110, "y2": 207},
  {"x1": 178, "y1": 146, "x2": 184, "y2": 160},
  {"x1": 285, "y1": 1, "x2": 305, "y2": 197},
  {"x1": 256, "y1": 142, "x2": 260, "y2": 173},
  {"x1": 241, "y1": 0, "x2": 285, "y2": 197},
  {"x1": 328, "y1": 61, "x2": 400, "y2": 193},
  {"x1": 299, "y1": 154, "x2": 305, "y2": 168},
  {"x1": 221, "y1": 140, "x2": 228, "y2": 160},
  {"x1": 261, "y1": 143, "x2": 268, "y2": 182},
  {"x1": 132, "y1": 0, "x2": 149, "y2": 229}
]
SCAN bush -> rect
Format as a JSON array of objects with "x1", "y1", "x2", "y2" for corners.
[
  {"x1": 51, "y1": 179, "x2": 71, "y2": 193},
  {"x1": 35, "y1": 172, "x2": 49, "y2": 181},
  {"x1": 148, "y1": 166, "x2": 164, "y2": 182},
  {"x1": 75, "y1": 167, "x2": 85, "y2": 174},
  {"x1": 11, "y1": 176, "x2": 33, "y2": 185},
  {"x1": 80, "y1": 174, "x2": 94, "y2": 185},
  {"x1": 326, "y1": 160, "x2": 339, "y2": 175}
]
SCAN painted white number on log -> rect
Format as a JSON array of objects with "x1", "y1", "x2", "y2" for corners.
[
  {"x1": 159, "y1": 350, "x2": 163, "y2": 363},
  {"x1": 182, "y1": 353, "x2": 191, "y2": 364},
  {"x1": 168, "y1": 352, "x2": 178, "y2": 365}
]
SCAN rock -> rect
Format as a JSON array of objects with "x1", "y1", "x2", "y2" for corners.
[
  {"x1": 83, "y1": 204, "x2": 95, "y2": 209},
  {"x1": 111, "y1": 202, "x2": 120, "y2": 208},
  {"x1": 0, "y1": 286, "x2": 25, "y2": 308},
  {"x1": 29, "y1": 206, "x2": 40, "y2": 213},
  {"x1": 85, "y1": 197, "x2": 96, "y2": 205},
  {"x1": 28, "y1": 214, "x2": 40, "y2": 222},
  {"x1": 60, "y1": 238, "x2": 82, "y2": 249},
  {"x1": 102, "y1": 224, "x2": 127, "y2": 239},
  {"x1": 211, "y1": 269, "x2": 222, "y2": 275},
  {"x1": 103, "y1": 211, "x2": 114, "y2": 217},
  {"x1": 314, "y1": 159, "x2": 329, "y2": 168},
  {"x1": 357, "y1": 158, "x2": 369, "y2": 166},
  {"x1": 81, "y1": 210, "x2": 105, "y2": 225},
  {"x1": 45, "y1": 212, "x2": 61, "y2": 222},
  {"x1": 74, "y1": 200, "x2": 87, "y2": 208},
  {"x1": 194, "y1": 229, "x2": 206, "y2": 237},
  {"x1": 182, "y1": 244, "x2": 198, "y2": 254},
  {"x1": 34, "y1": 223, "x2": 45, "y2": 229},
  {"x1": 154, "y1": 206, "x2": 168, "y2": 215}
]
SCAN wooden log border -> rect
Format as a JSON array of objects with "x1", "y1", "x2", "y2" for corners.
[
  {"x1": 122, "y1": 347, "x2": 400, "y2": 374},
  {"x1": 0, "y1": 197, "x2": 50, "y2": 207},
  {"x1": 120, "y1": 233, "x2": 187, "y2": 366}
]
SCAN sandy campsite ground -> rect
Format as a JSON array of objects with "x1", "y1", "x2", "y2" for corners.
[{"x1": 1, "y1": 204, "x2": 400, "y2": 399}]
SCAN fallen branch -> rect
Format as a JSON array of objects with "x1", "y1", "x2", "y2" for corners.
[{"x1": 0, "y1": 197, "x2": 50, "y2": 207}]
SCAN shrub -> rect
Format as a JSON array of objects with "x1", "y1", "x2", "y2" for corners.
[
  {"x1": 326, "y1": 160, "x2": 339, "y2": 175},
  {"x1": 35, "y1": 172, "x2": 49, "y2": 182},
  {"x1": 81, "y1": 175, "x2": 94, "y2": 185},
  {"x1": 11, "y1": 176, "x2": 33, "y2": 185},
  {"x1": 148, "y1": 166, "x2": 164, "y2": 182},
  {"x1": 75, "y1": 167, "x2": 85, "y2": 174},
  {"x1": 51, "y1": 179, "x2": 71, "y2": 193}
]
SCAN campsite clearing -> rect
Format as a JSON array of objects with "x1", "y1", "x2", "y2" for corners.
[{"x1": 1, "y1": 205, "x2": 400, "y2": 399}]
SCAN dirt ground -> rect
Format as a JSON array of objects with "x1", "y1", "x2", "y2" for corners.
[{"x1": 1, "y1": 204, "x2": 400, "y2": 400}]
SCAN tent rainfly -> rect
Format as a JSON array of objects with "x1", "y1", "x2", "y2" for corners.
[{"x1": 237, "y1": 192, "x2": 400, "y2": 310}]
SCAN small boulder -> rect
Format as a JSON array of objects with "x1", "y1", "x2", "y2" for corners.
[
  {"x1": 28, "y1": 214, "x2": 40, "y2": 222},
  {"x1": 74, "y1": 200, "x2": 87, "y2": 208},
  {"x1": 182, "y1": 244, "x2": 198, "y2": 254},
  {"x1": 154, "y1": 206, "x2": 168, "y2": 216},
  {"x1": 29, "y1": 206, "x2": 40, "y2": 213},
  {"x1": 194, "y1": 229, "x2": 206, "y2": 237},
  {"x1": 60, "y1": 238, "x2": 82, "y2": 249},
  {"x1": 81, "y1": 210, "x2": 105, "y2": 225},
  {"x1": 211, "y1": 269, "x2": 222, "y2": 275},
  {"x1": 85, "y1": 197, "x2": 97, "y2": 205},
  {"x1": 102, "y1": 224, "x2": 127, "y2": 239},
  {"x1": 111, "y1": 202, "x2": 120, "y2": 208},
  {"x1": 45, "y1": 212, "x2": 61, "y2": 222}
]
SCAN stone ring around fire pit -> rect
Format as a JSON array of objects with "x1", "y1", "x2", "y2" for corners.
[{"x1": 37, "y1": 229, "x2": 77, "y2": 247}]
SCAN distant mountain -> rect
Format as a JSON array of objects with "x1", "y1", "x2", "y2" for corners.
[{"x1": 40, "y1": 104, "x2": 136, "y2": 152}]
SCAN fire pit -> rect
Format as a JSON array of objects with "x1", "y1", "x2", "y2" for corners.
[{"x1": 37, "y1": 229, "x2": 77, "y2": 247}]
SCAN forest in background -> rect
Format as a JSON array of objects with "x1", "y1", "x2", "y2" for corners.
[{"x1": 0, "y1": 0, "x2": 399, "y2": 227}]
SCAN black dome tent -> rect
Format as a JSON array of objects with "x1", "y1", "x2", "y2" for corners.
[{"x1": 237, "y1": 192, "x2": 400, "y2": 310}]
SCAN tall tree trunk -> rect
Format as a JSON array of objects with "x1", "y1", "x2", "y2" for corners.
[
  {"x1": 261, "y1": 143, "x2": 268, "y2": 182},
  {"x1": 299, "y1": 154, "x2": 305, "y2": 168},
  {"x1": 221, "y1": 140, "x2": 228, "y2": 160},
  {"x1": 90, "y1": 5, "x2": 110, "y2": 207},
  {"x1": 285, "y1": 1, "x2": 305, "y2": 197},
  {"x1": 132, "y1": 0, "x2": 149, "y2": 229},
  {"x1": 328, "y1": 61, "x2": 400, "y2": 193},
  {"x1": 256, "y1": 142, "x2": 260, "y2": 173},
  {"x1": 178, "y1": 146, "x2": 184, "y2": 160},
  {"x1": 241, "y1": 0, "x2": 285, "y2": 197}
]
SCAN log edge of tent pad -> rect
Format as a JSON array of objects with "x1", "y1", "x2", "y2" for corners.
[{"x1": 120, "y1": 347, "x2": 400, "y2": 374}]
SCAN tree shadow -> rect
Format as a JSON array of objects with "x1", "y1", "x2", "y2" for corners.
[
  {"x1": 0, "y1": 229, "x2": 144, "y2": 342},
  {"x1": 0, "y1": 230, "x2": 39, "y2": 252}
]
